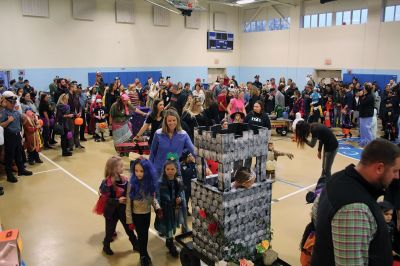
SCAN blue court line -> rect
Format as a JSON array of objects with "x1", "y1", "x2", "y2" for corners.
[{"x1": 276, "y1": 178, "x2": 306, "y2": 188}]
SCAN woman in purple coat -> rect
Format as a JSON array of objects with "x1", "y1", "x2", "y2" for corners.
[{"x1": 149, "y1": 109, "x2": 195, "y2": 178}]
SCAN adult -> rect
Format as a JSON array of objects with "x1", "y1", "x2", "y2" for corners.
[
  {"x1": 181, "y1": 82, "x2": 192, "y2": 100},
  {"x1": 54, "y1": 78, "x2": 69, "y2": 104},
  {"x1": 181, "y1": 96, "x2": 210, "y2": 142},
  {"x1": 49, "y1": 76, "x2": 59, "y2": 103},
  {"x1": 38, "y1": 93, "x2": 54, "y2": 149},
  {"x1": 23, "y1": 80, "x2": 37, "y2": 101},
  {"x1": 105, "y1": 82, "x2": 121, "y2": 136},
  {"x1": 217, "y1": 88, "x2": 228, "y2": 121},
  {"x1": 290, "y1": 90, "x2": 304, "y2": 119},
  {"x1": 167, "y1": 84, "x2": 186, "y2": 115},
  {"x1": 359, "y1": 83, "x2": 375, "y2": 147},
  {"x1": 244, "y1": 101, "x2": 271, "y2": 168},
  {"x1": 227, "y1": 89, "x2": 246, "y2": 120},
  {"x1": 295, "y1": 121, "x2": 338, "y2": 181},
  {"x1": 253, "y1": 75, "x2": 262, "y2": 90},
  {"x1": 149, "y1": 109, "x2": 195, "y2": 178},
  {"x1": 134, "y1": 99, "x2": 164, "y2": 146},
  {"x1": 56, "y1": 93, "x2": 74, "y2": 156},
  {"x1": 246, "y1": 82, "x2": 261, "y2": 113},
  {"x1": 203, "y1": 90, "x2": 219, "y2": 125},
  {"x1": 20, "y1": 92, "x2": 38, "y2": 114},
  {"x1": 311, "y1": 139, "x2": 400, "y2": 266},
  {"x1": 274, "y1": 84, "x2": 286, "y2": 109},
  {"x1": 127, "y1": 84, "x2": 141, "y2": 107},
  {"x1": 0, "y1": 91, "x2": 32, "y2": 183},
  {"x1": 15, "y1": 77, "x2": 24, "y2": 90},
  {"x1": 77, "y1": 85, "x2": 88, "y2": 142},
  {"x1": 147, "y1": 78, "x2": 158, "y2": 108},
  {"x1": 109, "y1": 94, "x2": 147, "y2": 156},
  {"x1": 192, "y1": 84, "x2": 205, "y2": 105}
]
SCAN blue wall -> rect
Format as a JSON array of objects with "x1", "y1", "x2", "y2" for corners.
[{"x1": 9, "y1": 67, "x2": 400, "y2": 92}]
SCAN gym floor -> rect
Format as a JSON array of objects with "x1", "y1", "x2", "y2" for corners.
[{"x1": 0, "y1": 130, "x2": 357, "y2": 266}]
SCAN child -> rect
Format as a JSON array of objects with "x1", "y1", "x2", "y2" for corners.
[
  {"x1": 93, "y1": 99, "x2": 108, "y2": 142},
  {"x1": 309, "y1": 88, "x2": 323, "y2": 123},
  {"x1": 180, "y1": 151, "x2": 197, "y2": 216},
  {"x1": 383, "y1": 93, "x2": 397, "y2": 141},
  {"x1": 155, "y1": 158, "x2": 186, "y2": 257},
  {"x1": 232, "y1": 167, "x2": 256, "y2": 189},
  {"x1": 266, "y1": 142, "x2": 294, "y2": 182},
  {"x1": 292, "y1": 112, "x2": 304, "y2": 141},
  {"x1": 230, "y1": 111, "x2": 245, "y2": 124},
  {"x1": 126, "y1": 158, "x2": 161, "y2": 266},
  {"x1": 378, "y1": 201, "x2": 399, "y2": 258},
  {"x1": 93, "y1": 156, "x2": 139, "y2": 255},
  {"x1": 325, "y1": 95, "x2": 334, "y2": 127},
  {"x1": 341, "y1": 107, "x2": 352, "y2": 138},
  {"x1": 22, "y1": 110, "x2": 43, "y2": 165}
]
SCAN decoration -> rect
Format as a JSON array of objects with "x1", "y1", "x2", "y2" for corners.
[
  {"x1": 37, "y1": 119, "x2": 43, "y2": 127},
  {"x1": 256, "y1": 240, "x2": 278, "y2": 266},
  {"x1": 74, "y1": 117, "x2": 83, "y2": 126}
]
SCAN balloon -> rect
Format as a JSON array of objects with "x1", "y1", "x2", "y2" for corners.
[{"x1": 74, "y1": 117, "x2": 83, "y2": 126}]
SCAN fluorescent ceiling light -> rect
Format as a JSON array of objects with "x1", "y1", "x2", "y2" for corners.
[{"x1": 236, "y1": 0, "x2": 255, "y2": 4}]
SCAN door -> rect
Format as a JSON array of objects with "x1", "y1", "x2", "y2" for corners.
[
  {"x1": 207, "y1": 68, "x2": 226, "y2": 85},
  {"x1": 315, "y1": 69, "x2": 342, "y2": 84}
]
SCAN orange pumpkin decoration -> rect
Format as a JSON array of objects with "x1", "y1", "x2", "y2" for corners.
[
  {"x1": 74, "y1": 117, "x2": 84, "y2": 126},
  {"x1": 37, "y1": 119, "x2": 44, "y2": 127},
  {"x1": 99, "y1": 122, "x2": 108, "y2": 129}
]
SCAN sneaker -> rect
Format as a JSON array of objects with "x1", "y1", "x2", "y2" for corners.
[
  {"x1": 18, "y1": 170, "x2": 33, "y2": 176},
  {"x1": 7, "y1": 175, "x2": 18, "y2": 183}
]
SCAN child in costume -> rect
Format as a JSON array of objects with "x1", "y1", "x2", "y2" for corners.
[
  {"x1": 22, "y1": 109, "x2": 43, "y2": 165},
  {"x1": 341, "y1": 107, "x2": 352, "y2": 138},
  {"x1": 180, "y1": 151, "x2": 197, "y2": 216},
  {"x1": 309, "y1": 88, "x2": 323, "y2": 123},
  {"x1": 378, "y1": 201, "x2": 400, "y2": 259},
  {"x1": 126, "y1": 158, "x2": 161, "y2": 266},
  {"x1": 93, "y1": 156, "x2": 139, "y2": 256},
  {"x1": 155, "y1": 157, "x2": 186, "y2": 257},
  {"x1": 93, "y1": 99, "x2": 108, "y2": 142},
  {"x1": 266, "y1": 142, "x2": 294, "y2": 182},
  {"x1": 325, "y1": 95, "x2": 334, "y2": 127}
]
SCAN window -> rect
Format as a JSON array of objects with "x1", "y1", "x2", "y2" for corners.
[
  {"x1": 304, "y1": 15, "x2": 311, "y2": 28},
  {"x1": 303, "y1": 12, "x2": 334, "y2": 28},
  {"x1": 268, "y1": 17, "x2": 290, "y2": 31},
  {"x1": 384, "y1": 5, "x2": 400, "y2": 22},
  {"x1": 326, "y1": 13, "x2": 333, "y2": 26},
  {"x1": 361, "y1": 9, "x2": 368, "y2": 24},
  {"x1": 352, "y1": 9, "x2": 361, "y2": 24},
  {"x1": 336, "y1": 9, "x2": 368, "y2": 25},
  {"x1": 244, "y1": 19, "x2": 267, "y2": 32},
  {"x1": 319, "y1": 13, "x2": 326, "y2": 27},
  {"x1": 336, "y1": 11, "x2": 343, "y2": 25}
]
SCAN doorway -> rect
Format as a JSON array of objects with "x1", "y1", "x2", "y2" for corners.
[
  {"x1": 315, "y1": 69, "x2": 342, "y2": 84},
  {"x1": 207, "y1": 68, "x2": 226, "y2": 85}
]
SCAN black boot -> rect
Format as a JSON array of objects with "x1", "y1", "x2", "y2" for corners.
[
  {"x1": 109, "y1": 130, "x2": 113, "y2": 137},
  {"x1": 130, "y1": 237, "x2": 139, "y2": 252},
  {"x1": 7, "y1": 174, "x2": 18, "y2": 183},
  {"x1": 140, "y1": 256, "x2": 150, "y2": 266},
  {"x1": 166, "y1": 238, "x2": 179, "y2": 257},
  {"x1": 103, "y1": 241, "x2": 114, "y2": 255}
]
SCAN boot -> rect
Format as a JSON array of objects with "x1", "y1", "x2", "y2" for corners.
[
  {"x1": 7, "y1": 174, "x2": 18, "y2": 183},
  {"x1": 35, "y1": 158, "x2": 43, "y2": 164},
  {"x1": 140, "y1": 256, "x2": 150, "y2": 266},
  {"x1": 130, "y1": 237, "x2": 139, "y2": 252},
  {"x1": 102, "y1": 241, "x2": 114, "y2": 255},
  {"x1": 109, "y1": 130, "x2": 113, "y2": 137},
  {"x1": 18, "y1": 169, "x2": 33, "y2": 176},
  {"x1": 166, "y1": 238, "x2": 179, "y2": 257},
  {"x1": 62, "y1": 151, "x2": 72, "y2": 157}
]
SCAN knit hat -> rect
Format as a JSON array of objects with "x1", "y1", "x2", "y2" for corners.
[
  {"x1": 180, "y1": 150, "x2": 191, "y2": 162},
  {"x1": 378, "y1": 201, "x2": 394, "y2": 212}
]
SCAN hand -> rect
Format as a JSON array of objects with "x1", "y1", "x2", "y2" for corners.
[
  {"x1": 68, "y1": 114, "x2": 74, "y2": 118},
  {"x1": 287, "y1": 153, "x2": 294, "y2": 160},
  {"x1": 128, "y1": 223, "x2": 135, "y2": 231},
  {"x1": 7, "y1": 116, "x2": 14, "y2": 123},
  {"x1": 133, "y1": 135, "x2": 140, "y2": 141},
  {"x1": 156, "y1": 208, "x2": 163, "y2": 219},
  {"x1": 76, "y1": 113, "x2": 81, "y2": 118},
  {"x1": 142, "y1": 112, "x2": 147, "y2": 117},
  {"x1": 118, "y1": 196, "x2": 126, "y2": 204},
  {"x1": 205, "y1": 168, "x2": 212, "y2": 176},
  {"x1": 317, "y1": 151, "x2": 322, "y2": 160},
  {"x1": 176, "y1": 197, "x2": 181, "y2": 205}
]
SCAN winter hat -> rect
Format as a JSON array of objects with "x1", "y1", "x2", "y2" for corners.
[
  {"x1": 378, "y1": 201, "x2": 394, "y2": 212},
  {"x1": 121, "y1": 94, "x2": 129, "y2": 101},
  {"x1": 180, "y1": 150, "x2": 191, "y2": 162}
]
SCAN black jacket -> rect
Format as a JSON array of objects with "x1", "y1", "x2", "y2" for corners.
[
  {"x1": 359, "y1": 93, "x2": 375, "y2": 118},
  {"x1": 311, "y1": 164, "x2": 392, "y2": 266},
  {"x1": 244, "y1": 111, "x2": 271, "y2": 130}
]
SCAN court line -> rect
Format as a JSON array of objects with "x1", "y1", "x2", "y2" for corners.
[
  {"x1": 276, "y1": 178, "x2": 305, "y2": 188},
  {"x1": 40, "y1": 153, "x2": 163, "y2": 241},
  {"x1": 32, "y1": 168, "x2": 61, "y2": 175},
  {"x1": 276, "y1": 182, "x2": 317, "y2": 202}
]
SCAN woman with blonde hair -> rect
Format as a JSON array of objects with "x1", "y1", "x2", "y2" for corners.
[
  {"x1": 149, "y1": 109, "x2": 195, "y2": 178},
  {"x1": 181, "y1": 96, "x2": 210, "y2": 141},
  {"x1": 56, "y1": 93, "x2": 74, "y2": 156}
]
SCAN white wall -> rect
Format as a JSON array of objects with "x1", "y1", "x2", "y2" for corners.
[
  {"x1": 239, "y1": 0, "x2": 400, "y2": 70},
  {"x1": 0, "y1": 0, "x2": 240, "y2": 69}
]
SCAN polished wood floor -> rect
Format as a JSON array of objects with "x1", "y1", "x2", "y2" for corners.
[{"x1": 0, "y1": 130, "x2": 357, "y2": 266}]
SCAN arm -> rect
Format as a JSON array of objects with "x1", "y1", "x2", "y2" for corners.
[
  {"x1": 134, "y1": 107, "x2": 147, "y2": 117},
  {"x1": 184, "y1": 133, "x2": 196, "y2": 157},
  {"x1": 135, "y1": 123, "x2": 150, "y2": 138},
  {"x1": 305, "y1": 137, "x2": 318, "y2": 148},
  {"x1": 149, "y1": 133, "x2": 159, "y2": 163},
  {"x1": 0, "y1": 116, "x2": 14, "y2": 128},
  {"x1": 332, "y1": 203, "x2": 377, "y2": 266},
  {"x1": 226, "y1": 102, "x2": 232, "y2": 114},
  {"x1": 125, "y1": 184, "x2": 133, "y2": 225}
]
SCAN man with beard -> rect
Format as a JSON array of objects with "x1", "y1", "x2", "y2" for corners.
[
  {"x1": 311, "y1": 139, "x2": 400, "y2": 266},
  {"x1": 54, "y1": 78, "x2": 69, "y2": 104}
]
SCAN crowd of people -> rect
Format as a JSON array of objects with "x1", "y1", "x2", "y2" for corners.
[{"x1": 1, "y1": 72, "x2": 400, "y2": 265}]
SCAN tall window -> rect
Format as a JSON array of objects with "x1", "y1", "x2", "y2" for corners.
[
  {"x1": 268, "y1": 17, "x2": 290, "y2": 31},
  {"x1": 303, "y1": 12, "x2": 333, "y2": 28},
  {"x1": 384, "y1": 5, "x2": 400, "y2": 22}
]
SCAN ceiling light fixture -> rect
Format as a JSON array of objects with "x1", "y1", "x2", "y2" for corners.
[{"x1": 236, "y1": 0, "x2": 255, "y2": 5}]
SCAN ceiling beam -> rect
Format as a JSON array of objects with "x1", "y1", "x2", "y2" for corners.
[{"x1": 265, "y1": 0, "x2": 296, "y2": 7}]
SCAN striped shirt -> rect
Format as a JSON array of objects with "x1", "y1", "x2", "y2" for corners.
[{"x1": 332, "y1": 203, "x2": 377, "y2": 266}]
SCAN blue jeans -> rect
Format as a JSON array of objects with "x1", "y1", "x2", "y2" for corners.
[{"x1": 359, "y1": 117, "x2": 373, "y2": 147}]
